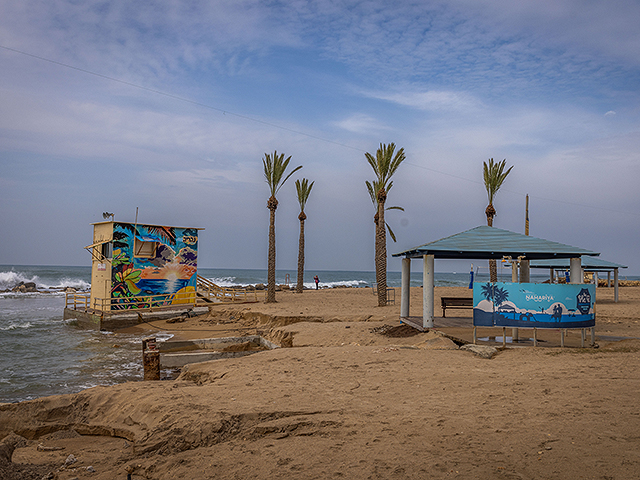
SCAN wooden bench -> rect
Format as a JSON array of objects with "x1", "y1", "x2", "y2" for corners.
[{"x1": 440, "y1": 297, "x2": 473, "y2": 317}]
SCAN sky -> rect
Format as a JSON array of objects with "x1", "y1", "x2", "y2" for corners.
[{"x1": 1, "y1": 0, "x2": 639, "y2": 276}]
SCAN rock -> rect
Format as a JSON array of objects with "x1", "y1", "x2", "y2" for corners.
[
  {"x1": 255, "y1": 284, "x2": 265, "y2": 290},
  {"x1": 64, "y1": 287, "x2": 77, "y2": 293},
  {"x1": 460, "y1": 344, "x2": 499, "y2": 359},
  {"x1": 11, "y1": 282, "x2": 37, "y2": 293},
  {"x1": 64, "y1": 453, "x2": 77, "y2": 466}
]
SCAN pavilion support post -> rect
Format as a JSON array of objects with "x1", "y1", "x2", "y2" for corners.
[
  {"x1": 550, "y1": 268, "x2": 554, "y2": 284},
  {"x1": 593, "y1": 272, "x2": 598, "y2": 289},
  {"x1": 614, "y1": 268, "x2": 619, "y2": 303},
  {"x1": 607, "y1": 271, "x2": 611, "y2": 288},
  {"x1": 422, "y1": 254, "x2": 434, "y2": 329},
  {"x1": 400, "y1": 258, "x2": 410, "y2": 318},
  {"x1": 511, "y1": 262, "x2": 518, "y2": 283},
  {"x1": 520, "y1": 259, "x2": 530, "y2": 283},
  {"x1": 570, "y1": 257, "x2": 582, "y2": 284}
]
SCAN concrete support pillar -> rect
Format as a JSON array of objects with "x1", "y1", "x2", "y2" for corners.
[
  {"x1": 570, "y1": 257, "x2": 582, "y2": 284},
  {"x1": 520, "y1": 259, "x2": 530, "y2": 283},
  {"x1": 614, "y1": 268, "x2": 619, "y2": 303},
  {"x1": 607, "y1": 271, "x2": 611, "y2": 287},
  {"x1": 423, "y1": 254, "x2": 435, "y2": 329},
  {"x1": 511, "y1": 262, "x2": 518, "y2": 283},
  {"x1": 550, "y1": 268, "x2": 554, "y2": 284},
  {"x1": 593, "y1": 272, "x2": 598, "y2": 289},
  {"x1": 400, "y1": 258, "x2": 410, "y2": 318}
]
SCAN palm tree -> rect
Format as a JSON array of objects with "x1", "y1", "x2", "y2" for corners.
[
  {"x1": 263, "y1": 151, "x2": 302, "y2": 303},
  {"x1": 365, "y1": 143, "x2": 406, "y2": 307},
  {"x1": 483, "y1": 158, "x2": 513, "y2": 282},
  {"x1": 295, "y1": 178, "x2": 314, "y2": 293}
]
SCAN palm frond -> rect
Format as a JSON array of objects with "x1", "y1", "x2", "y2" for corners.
[
  {"x1": 295, "y1": 178, "x2": 314, "y2": 212},
  {"x1": 263, "y1": 150, "x2": 302, "y2": 196},
  {"x1": 483, "y1": 158, "x2": 513, "y2": 204}
]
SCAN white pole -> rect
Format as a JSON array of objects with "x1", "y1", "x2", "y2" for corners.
[
  {"x1": 401, "y1": 258, "x2": 411, "y2": 318},
  {"x1": 570, "y1": 257, "x2": 582, "y2": 284},
  {"x1": 423, "y1": 254, "x2": 435, "y2": 329},
  {"x1": 520, "y1": 259, "x2": 530, "y2": 283}
]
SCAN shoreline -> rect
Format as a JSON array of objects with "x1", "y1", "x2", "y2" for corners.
[{"x1": 1, "y1": 286, "x2": 640, "y2": 479}]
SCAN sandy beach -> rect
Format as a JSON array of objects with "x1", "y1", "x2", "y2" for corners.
[{"x1": 2, "y1": 285, "x2": 640, "y2": 479}]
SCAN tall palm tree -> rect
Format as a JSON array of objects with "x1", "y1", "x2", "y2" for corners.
[
  {"x1": 263, "y1": 151, "x2": 302, "y2": 303},
  {"x1": 295, "y1": 178, "x2": 314, "y2": 293},
  {"x1": 483, "y1": 158, "x2": 513, "y2": 282},
  {"x1": 365, "y1": 143, "x2": 406, "y2": 307}
]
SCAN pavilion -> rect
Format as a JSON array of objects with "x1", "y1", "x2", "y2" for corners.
[
  {"x1": 530, "y1": 257, "x2": 627, "y2": 302},
  {"x1": 392, "y1": 226, "x2": 599, "y2": 330}
]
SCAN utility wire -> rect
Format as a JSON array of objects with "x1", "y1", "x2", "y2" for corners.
[
  {"x1": 2, "y1": 44, "x2": 638, "y2": 218},
  {"x1": 0, "y1": 44, "x2": 363, "y2": 152}
]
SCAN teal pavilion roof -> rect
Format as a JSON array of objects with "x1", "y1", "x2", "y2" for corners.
[
  {"x1": 393, "y1": 226, "x2": 600, "y2": 260},
  {"x1": 531, "y1": 257, "x2": 626, "y2": 271}
]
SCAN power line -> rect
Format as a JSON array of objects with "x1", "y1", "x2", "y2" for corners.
[
  {"x1": 2, "y1": 44, "x2": 638, "y2": 218},
  {"x1": 0, "y1": 44, "x2": 364, "y2": 153}
]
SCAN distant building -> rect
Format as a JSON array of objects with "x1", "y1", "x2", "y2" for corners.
[{"x1": 86, "y1": 221, "x2": 202, "y2": 312}]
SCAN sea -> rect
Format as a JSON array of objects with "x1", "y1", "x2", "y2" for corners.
[{"x1": 2, "y1": 264, "x2": 637, "y2": 404}]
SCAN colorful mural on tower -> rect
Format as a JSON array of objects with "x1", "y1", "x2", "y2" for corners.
[
  {"x1": 110, "y1": 223, "x2": 198, "y2": 309},
  {"x1": 473, "y1": 282, "x2": 595, "y2": 329}
]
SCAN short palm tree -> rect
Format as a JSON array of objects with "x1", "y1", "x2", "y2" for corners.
[
  {"x1": 295, "y1": 178, "x2": 314, "y2": 293},
  {"x1": 365, "y1": 143, "x2": 406, "y2": 307},
  {"x1": 263, "y1": 151, "x2": 302, "y2": 303},
  {"x1": 483, "y1": 158, "x2": 513, "y2": 282}
]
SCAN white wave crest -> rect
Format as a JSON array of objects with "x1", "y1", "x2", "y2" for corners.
[
  {"x1": 0, "y1": 271, "x2": 39, "y2": 290},
  {"x1": 303, "y1": 280, "x2": 368, "y2": 289},
  {"x1": 0, "y1": 269, "x2": 90, "y2": 292},
  {"x1": 207, "y1": 276, "x2": 239, "y2": 287},
  {"x1": 0, "y1": 322, "x2": 33, "y2": 331}
]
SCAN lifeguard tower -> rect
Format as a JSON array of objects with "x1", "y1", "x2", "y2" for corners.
[{"x1": 64, "y1": 221, "x2": 257, "y2": 329}]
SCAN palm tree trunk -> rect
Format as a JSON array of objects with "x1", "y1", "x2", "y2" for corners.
[
  {"x1": 267, "y1": 200, "x2": 277, "y2": 303},
  {"x1": 486, "y1": 206, "x2": 497, "y2": 283},
  {"x1": 296, "y1": 217, "x2": 305, "y2": 293},
  {"x1": 376, "y1": 195, "x2": 387, "y2": 306}
]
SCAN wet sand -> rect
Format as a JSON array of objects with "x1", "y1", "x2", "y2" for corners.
[{"x1": 2, "y1": 286, "x2": 640, "y2": 479}]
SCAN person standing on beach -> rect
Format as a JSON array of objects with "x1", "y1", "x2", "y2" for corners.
[{"x1": 314, "y1": 275, "x2": 319, "y2": 289}]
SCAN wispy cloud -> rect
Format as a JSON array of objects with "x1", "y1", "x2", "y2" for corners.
[
  {"x1": 362, "y1": 89, "x2": 481, "y2": 112},
  {"x1": 333, "y1": 113, "x2": 391, "y2": 134}
]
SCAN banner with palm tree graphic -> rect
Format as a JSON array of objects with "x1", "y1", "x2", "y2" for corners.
[{"x1": 473, "y1": 282, "x2": 595, "y2": 329}]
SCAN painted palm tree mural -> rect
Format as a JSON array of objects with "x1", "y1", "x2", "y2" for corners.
[{"x1": 480, "y1": 283, "x2": 510, "y2": 310}]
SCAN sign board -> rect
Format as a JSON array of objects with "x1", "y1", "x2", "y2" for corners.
[
  {"x1": 473, "y1": 282, "x2": 595, "y2": 329},
  {"x1": 97, "y1": 263, "x2": 106, "y2": 271}
]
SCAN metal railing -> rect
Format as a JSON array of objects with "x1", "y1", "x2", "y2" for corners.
[
  {"x1": 196, "y1": 275, "x2": 258, "y2": 303},
  {"x1": 64, "y1": 276, "x2": 257, "y2": 314}
]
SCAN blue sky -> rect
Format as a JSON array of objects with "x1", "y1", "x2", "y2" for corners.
[{"x1": 1, "y1": 0, "x2": 639, "y2": 275}]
